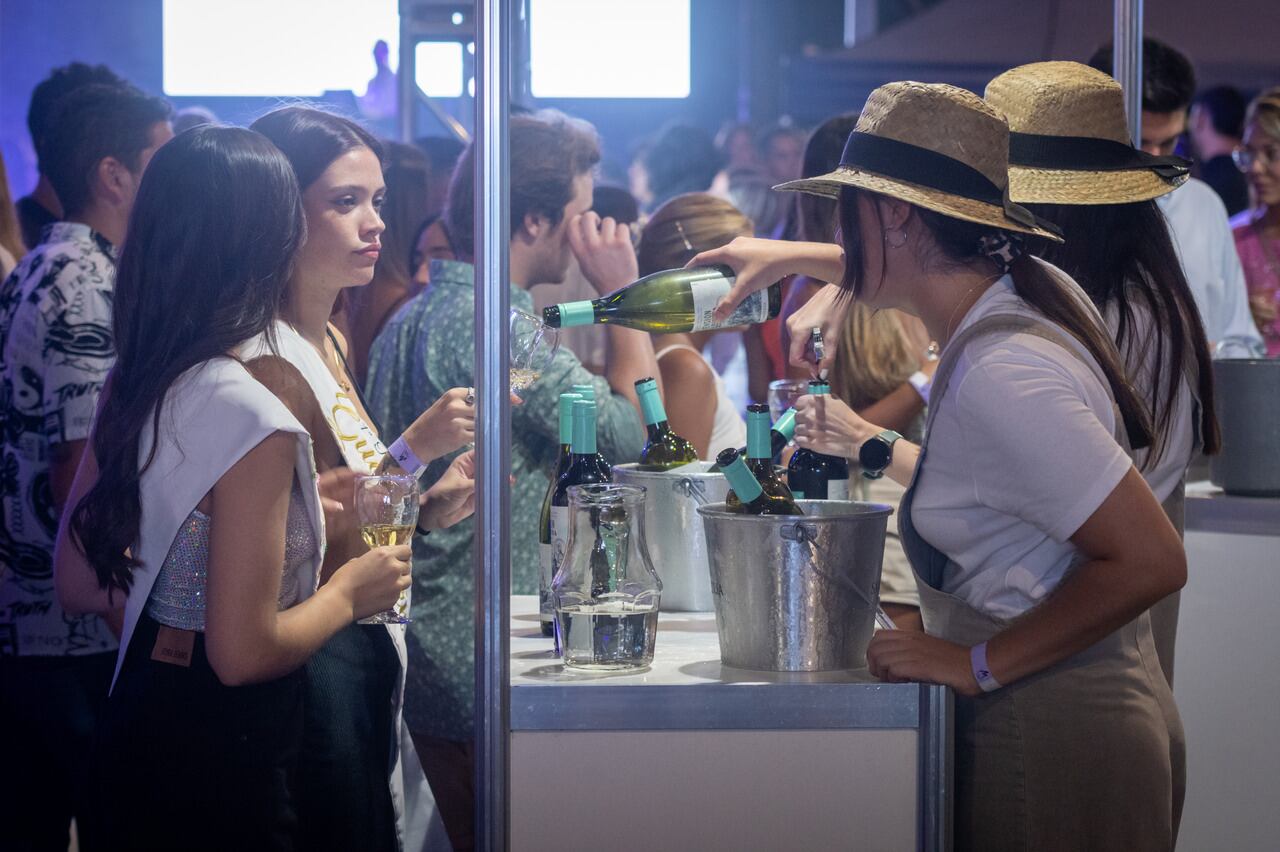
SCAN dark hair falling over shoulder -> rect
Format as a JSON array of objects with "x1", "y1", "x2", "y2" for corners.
[
  {"x1": 1025, "y1": 200, "x2": 1219, "y2": 462},
  {"x1": 71, "y1": 126, "x2": 305, "y2": 595},
  {"x1": 836, "y1": 186, "x2": 1155, "y2": 453}
]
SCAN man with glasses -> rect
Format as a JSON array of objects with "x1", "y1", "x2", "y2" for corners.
[{"x1": 1091, "y1": 38, "x2": 1264, "y2": 357}]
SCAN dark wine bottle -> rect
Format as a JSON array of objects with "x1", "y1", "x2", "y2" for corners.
[
  {"x1": 635, "y1": 377, "x2": 697, "y2": 470},
  {"x1": 543, "y1": 265, "x2": 782, "y2": 334},
  {"x1": 549, "y1": 400, "x2": 612, "y2": 652},
  {"x1": 538, "y1": 392, "x2": 583, "y2": 637},
  {"x1": 716, "y1": 448, "x2": 803, "y2": 515},
  {"x1": 723, "y1": 404, "x2": 800, "y2": 510},
  {"x1": 570, "y1": 382, "x2": 610, "y2": 469},
  {"x1": 786, "y1": 381, "x2": 850, "y2": 500}
]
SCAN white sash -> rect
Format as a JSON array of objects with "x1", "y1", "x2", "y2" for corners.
[
  {"x1": 114, "y1": 357, "x2": 323, "y2": 689},
  {"x1": 259, "y1": 321, "x2": 447, "y2": 852}
]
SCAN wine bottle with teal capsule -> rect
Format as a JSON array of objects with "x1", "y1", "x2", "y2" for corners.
[
  {"x1": 549, "y1": 401, "x2": 612, "y2": 651},
  {"x1": 726, "y1": 404, "x2": 798, "y2": 507},
  {"x1": 717, "y1": 448, "x2": 803, "y2": 515},
  {"x1": 538, "y1": 392, "x2": 582, "y2": 637},
  {"x1": 570, "y1": 382, "x2": 610, "y2": 468},
  {"x1": 711, "y1": 405, "x2": 796, "y2": 471},
  {"x1": 786, "y1": 380, "x2": 850, "y2": 500},
  {"x1": 543, "y1": 265, "x2": 783, "y2": 334},
  {"x1": 635, "y1": 377, "x2": 697, "y2": 470}
]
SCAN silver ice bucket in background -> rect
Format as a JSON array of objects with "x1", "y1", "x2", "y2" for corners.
[
  {"x1": 697, "y1": 501, "x2": 892, "y2": 672},
  {"x1": 612, "y1": 462, "x2": 729, "y2": 611}
]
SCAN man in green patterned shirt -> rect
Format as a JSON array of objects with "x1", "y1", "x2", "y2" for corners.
[{"x1": 366, "y1": 112, "x2": 656, "y2": 849}]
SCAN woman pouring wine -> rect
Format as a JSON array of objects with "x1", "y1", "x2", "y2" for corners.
[{"x1": 689, "y1": 82, "x2": 1186, "y2": 850}]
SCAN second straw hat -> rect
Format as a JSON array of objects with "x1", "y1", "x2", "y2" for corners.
[
  {"x1": 985, "y1": 61, "x2": 1190, "y2": 205},
  {"x1": 774, "y1": 81, "x2": 1061, "y2": 241}
]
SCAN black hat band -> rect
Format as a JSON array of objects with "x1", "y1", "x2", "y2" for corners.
[
  {"x1": 1008, "y1": 132, "x2": 1191, "y2": 180},
  {"x1": 838, "y1": 132, "x2": 1056, "y2": 234}
]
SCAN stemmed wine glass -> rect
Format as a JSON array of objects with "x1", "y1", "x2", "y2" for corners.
[
  {"x1": 354, "y1": 473, "x2": 419, "y2": 624},
  {"x1": 510, "y1": 308, "x2": 560, "y2": 397}
]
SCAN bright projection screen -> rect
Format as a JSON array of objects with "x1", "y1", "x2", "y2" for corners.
[
  {"x1": 162, "y1": 0, "x2": 401, "y2": 96},
  {"x1": 530, "y1": 0, "x2": 690, "y2": 98}
]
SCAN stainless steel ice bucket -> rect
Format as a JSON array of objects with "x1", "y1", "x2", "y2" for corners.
[
  {"x1": 1210, "y1": 359, "x2": 1280, "y2": 497},
  {"x1": 697, "y1": 501, "x2": 892, "y2": 671},
  {"x1": 611, "y1": 462, "x2": 729, "y2": 611}
]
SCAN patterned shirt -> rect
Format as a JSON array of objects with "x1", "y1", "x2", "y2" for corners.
[
  {"x1": 0, "y1": 222, "x2": 118, "y2": 657},
  {"x1": 366, "y1": 259, "x2": 644, "y2": 740}
]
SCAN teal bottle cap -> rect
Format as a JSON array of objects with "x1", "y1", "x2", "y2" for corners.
[
  {"x1": 746, "y1": 406, "x2": 772, "y2": 458},
  {"x1": 807, "y1": 380, "x2": 830, "y2": 395},
  {"x1": 716, "y1": 448, "x2": 763, "y2": 502},
  {"x1": 571, "y1": 382, "x2": 596, "y2": 400},
  {"x1": 572, "y1": 399, "x2": 598, "y2": 454},
  {"x1": 557, "y1": 300, "x2": 596, "y2": 328},
  {"x1": 772, "y1": 407, "x2": 797, "y2": 442},
  {"x1": 634, "y1": 377, "x2": 666, "y2": 425},
  {"x1": 558, "y1": 393, "x2": 583, "y2": 444}
]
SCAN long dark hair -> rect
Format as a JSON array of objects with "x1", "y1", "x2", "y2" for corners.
[
  {"x1": 837, "y1": 186, "x2": 1154, "y2": 452},
  {"x1": 1025, "y1": 200, "x2": 1220, "y2": 461},
  {"x1": 71, "y1": 126, "x2": 305, "y2": 594},
  {"x1": 249, "y1": 105, "x2": 383, "y2": 191}
]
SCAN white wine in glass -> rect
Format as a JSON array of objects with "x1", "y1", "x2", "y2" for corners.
[
  {"x1": 509, "y1": 367, "x2": 541, "y2": 394},
  {"x1": 355, "y1": 473, "x2": 419, "y2": 624}
]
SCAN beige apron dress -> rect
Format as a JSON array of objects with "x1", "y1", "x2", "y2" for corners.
[{"x1": 899, "y1": 313, "x2": 1185, "y2": 851}]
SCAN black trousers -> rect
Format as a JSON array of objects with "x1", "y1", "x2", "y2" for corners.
[
  {"x1": 0, "y1": 650, "x2": 115, "y2": 852},
  {"x1": 88, "y1": 614, "x2": 304, "y2": 852}
]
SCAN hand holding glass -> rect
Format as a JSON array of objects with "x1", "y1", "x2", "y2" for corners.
[{"x1": 355, "y1": 473, "x2": 419, "y2": 624}]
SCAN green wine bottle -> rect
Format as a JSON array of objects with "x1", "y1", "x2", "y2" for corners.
[
  {"x1": 710, "y1": 405, "x2": 796, "y2": 471},
  {"x1": 786, "y1": 381, "x2": 850, "y2": 500},
  {"x1": 716, "y1": 448, "x2": 803, "y2": 515},
  {"x1": 724, "y1": 404, "x2": 801, "y2": 510},
  {"x1": 538, "y1": 392, "x2": 582, "y2": 637},
  {"x1": 543, "y1": 265, "x2": 782, "y2": 334},
  {"x1": 635, "y1": 377, "x2": 697, "y2": 470}
]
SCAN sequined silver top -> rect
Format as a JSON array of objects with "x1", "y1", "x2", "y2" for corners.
[{"x1": 146, "y1": 480, "x2": 318, "y2": 631}]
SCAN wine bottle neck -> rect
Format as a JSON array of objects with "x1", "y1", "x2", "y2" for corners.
[
  {"x1": 555, "y1": 300, "x2": 598, "y2": 328},
  {"x1": 721, "y1": 454, "x2": 764, "y2": 502},
  {"x1": 636, "y1": 377, "x2": 669, "y2": 426},
  {"x1": 746, "y1": 410, "x2": 772, "y2": 459}
]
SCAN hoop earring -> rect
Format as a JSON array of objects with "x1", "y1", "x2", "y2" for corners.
[{"x1": 884, "y1": 228, "x2": 907, "y2": 249}]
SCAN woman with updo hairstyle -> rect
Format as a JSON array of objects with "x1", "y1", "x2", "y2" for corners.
[{"x1": 636, "y1": 192, "x2": 748, "y2": 458}]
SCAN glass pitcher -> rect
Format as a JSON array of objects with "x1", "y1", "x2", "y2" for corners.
[{"x1": 552, "y1": 484, "x2": 662, "y2": 671}]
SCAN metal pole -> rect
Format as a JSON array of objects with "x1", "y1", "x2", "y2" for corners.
[
  {"x1": 1113, "y1": 0, "x2": 1144, "y2": 146},
  {"x1": 397, "y1": 1, "x2": 414, "y2": 142},
  {"x1": 474, "y1": 0, "x2": 511, "y2": 848}
]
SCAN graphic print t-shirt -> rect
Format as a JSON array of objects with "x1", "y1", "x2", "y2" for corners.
[{"x1": 0, "y1": 222, "x2": 118, "y2": 657}]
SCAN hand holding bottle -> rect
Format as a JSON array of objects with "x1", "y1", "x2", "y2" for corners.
[
  {"x1": 332, "y1": 545, "x2": 413, "y2": 622},
  {"x1": 569, "y1": 211, "x2": 638, "y2": 296},
  {"x1": 794, "y1": 392, "x2": 879, "y2": 460},
  {"x1": 686, "y1": 237, "x2": 845, "y2": 323}
]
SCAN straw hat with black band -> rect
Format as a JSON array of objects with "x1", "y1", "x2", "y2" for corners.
[
  {"x1": 985, "y1": 61, "x2": 1191, "y2": 205},
  {"x1": 773, "y1": 81, "x2": 1063, "y2": 243}
]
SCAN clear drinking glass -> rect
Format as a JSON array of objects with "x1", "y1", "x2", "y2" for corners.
[
  {"x1": 510, "y1": 308, "x2": 560, "y2": 397},
  {"x1": 552, "y1": 484, "x2": 662, "y2": 672},
  {"x1": 354, "y1": 473, "x2": 419, "y2": 624},
  {"x1": 767, "y1": 378, "x2": 810, "y2": 424}
]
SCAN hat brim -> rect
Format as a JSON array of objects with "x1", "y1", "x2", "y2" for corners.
[
  {"x1": 775, "y1": 166, "x2": 1063, "y2": 242},
  {"x1": 1006, "y1": 164, "x2": 1188, "y2": 205}
]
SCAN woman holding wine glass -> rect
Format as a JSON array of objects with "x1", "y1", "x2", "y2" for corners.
[
  {"x1": 250, "y1": 105, "x2": 474, "y2": 852},
  {"x1": 690, "y1": 82, "x2": 1187, "y2": 849},
  {"x1": 52, "y1": 127, "x2": 415, "y2": 850}
]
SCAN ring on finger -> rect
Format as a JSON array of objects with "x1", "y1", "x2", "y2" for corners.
[{"x1": 464, "y1": 387, "x2": 475, "y2": 405}]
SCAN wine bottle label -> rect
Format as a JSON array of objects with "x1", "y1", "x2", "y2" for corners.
[
  {"x1": 827, "y1": 480, "x2": 849, "y2": 501},
  {"x1": 689, "y1": 276, "x2": 769, "y2": 332}
]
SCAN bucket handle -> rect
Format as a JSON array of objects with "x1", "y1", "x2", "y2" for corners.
[
  {"x1": 780, "y1": 521, "x2": 880, "y2": 611},
  {"x1": 673, "y1": 477, "x2": 709, "y2": 505}
]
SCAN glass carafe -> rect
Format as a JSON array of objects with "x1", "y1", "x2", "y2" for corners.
[{"x1": 552, "y1": 484, "x2": 662, "y2": 671}]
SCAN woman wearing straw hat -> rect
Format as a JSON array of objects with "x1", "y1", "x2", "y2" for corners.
[
  {"x1": 987, "y1": 61, "x2": 1221, "y2": 704},
  {"x1": 691, "y1": 81, "x2": 1185, "y2": 850}
]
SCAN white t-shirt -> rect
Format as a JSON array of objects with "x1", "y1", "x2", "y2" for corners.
[{"x1": 911, "y1": 274, "x2": 1132, "y2": 619}]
